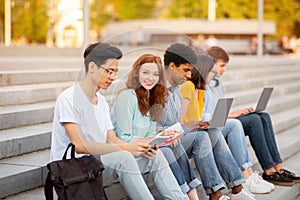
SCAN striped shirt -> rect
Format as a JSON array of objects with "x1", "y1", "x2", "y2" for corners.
[{"x1": 157, "y1": 81, "x2": 185, "y2": 131}]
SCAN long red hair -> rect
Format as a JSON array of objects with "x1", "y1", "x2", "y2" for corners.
[{"x1": 126, "y1": 54, "x2": 168, "y2": 121}]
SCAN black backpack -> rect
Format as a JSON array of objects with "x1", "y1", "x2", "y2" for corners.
[{"x1": 44, "y1": 143, "x2": 105, "y2": 200}]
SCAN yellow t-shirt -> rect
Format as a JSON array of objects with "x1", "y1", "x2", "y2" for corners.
[{"x1": 180, "y1": 81, "x2": 205, "y2": 123}]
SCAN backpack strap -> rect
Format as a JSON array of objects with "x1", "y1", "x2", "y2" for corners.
[
  {"x1": 62, "y1": 143, "x2": 75, "y2": 160},
  {"x1": 44, "y1": 171, "x2": 54, "y2": 200}
]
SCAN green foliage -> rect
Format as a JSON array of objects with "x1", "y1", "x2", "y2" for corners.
[
  {"x1": 11, "y1": 0, "x2": 48, "y2": 43},
  {"x1": 166, "y1": 0, "x2": 300, "y2": 39},
  {"x1": 164, "y1": 0, "x2": 207, "y2": 18},
  {"x1": 117, "y1": 0, "x2": 155, "y2": 19},
  {"x1": 90, "y1": 0, "x2": 155, "y2": 33}
]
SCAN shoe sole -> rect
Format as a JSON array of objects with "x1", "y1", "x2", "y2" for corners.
[
  {"x1": 265, "y1": 180, "x2": 295, "y2": 186},
  {"x1": 293, "y1": 180, "x2": 300, "y2": 184},
  {"x1": 249, "y1": 189, "x2": 271, "y2": 194}
]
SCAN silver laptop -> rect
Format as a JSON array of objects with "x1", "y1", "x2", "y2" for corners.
[
  {"x1": 254, "y1": 87, "x2": 274, "y2": 113},
  {"x1": 199, "y1": 98, "x2": 233, "y2": 130}
]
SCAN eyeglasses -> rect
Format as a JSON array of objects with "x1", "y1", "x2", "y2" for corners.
[{"x1": 97, "y1": 65, "x2": 119, "y2": 77}]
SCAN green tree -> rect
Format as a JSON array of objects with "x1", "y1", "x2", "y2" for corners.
[
  {"x1": 165, "y1": 0, "x2": 300, "y2": 39},
  {"x1": 90, "y1": 0, "x2": 155, "y2": 38},
  {"x1": 165, "y1": 0, "x2": 207, "y2": 18},
  {"x1": 11, "y1": 0, "x2": 48, "y2": 43}
]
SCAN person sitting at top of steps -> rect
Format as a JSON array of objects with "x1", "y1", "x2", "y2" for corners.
[{"x1": 206, "y1": 46, "x2": 300, "y2": 187}]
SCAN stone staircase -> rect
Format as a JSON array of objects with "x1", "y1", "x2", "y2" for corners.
[{"x1": 1, "y1": 51, "x2": 300, "y2": 199}]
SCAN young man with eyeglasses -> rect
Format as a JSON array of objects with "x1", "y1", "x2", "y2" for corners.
[{"x1": 49, "y1": 42, "x2": 185, "y2": 200}]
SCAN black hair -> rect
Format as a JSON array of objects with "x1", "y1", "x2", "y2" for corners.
[
  {"x1": 163, "y1": 43, "x2": 197, "y2": 68},
  {"x1": 83, "y1": 42, "x2": 122, "y2": 73}
]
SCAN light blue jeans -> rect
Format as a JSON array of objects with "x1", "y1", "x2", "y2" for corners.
[
  {"x1": 101, "y1": 150, "x2": 185, "y2": 200},
  {"x1": 160, "y1": 146, "x2": 201, "y2": 194},
  {"x1": 180, "y1": 128, "x2": 245, "y2": 195},
  {"x1": 222, "y1": 119, "x2": 253, "y2": 171}
]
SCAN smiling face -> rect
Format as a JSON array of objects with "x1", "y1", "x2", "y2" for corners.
[{"x1": 138, "y1": 63, "x2": 160, "y2": 90}]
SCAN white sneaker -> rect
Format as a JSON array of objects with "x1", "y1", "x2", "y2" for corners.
[
  {"x1": 219, "y1": 195, "x2": 230, "y2": 200},
  {"x1": 231, "y1": 188, "x2": 256, "y2": 200},
  {"x1": 243, "y1": 172, "x2": 272, "y2": 194},
  {"x1": 241, "y1": 185, "x2": 255, "y2": 198},
  {"x1": 252, "y1": 171, "x2": 275, "y2": 191}
]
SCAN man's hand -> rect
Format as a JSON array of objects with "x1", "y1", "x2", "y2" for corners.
[
  {"x1": 229, "y1": 107, "x2": 254, "y2": 118},
  {"x1": 142, "y1": 145, "x2": 158, "y2": 160},
  {"x1": 184, "y1": 120, "x2": 201, "y2": 130},
  {"x1": 199, "y1": 121, "x2": 210, "y2": 129},
  {"x1": 126, "y1": 140, "x2": 151, "y2": 157}
]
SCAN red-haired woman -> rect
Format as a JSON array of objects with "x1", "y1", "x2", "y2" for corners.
[{"x1": 110, "y1": 54, "x2": 201, "y2": 200}]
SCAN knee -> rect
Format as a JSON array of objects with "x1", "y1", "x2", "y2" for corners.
[
  {"x1": 112, "y1": 151, "x2": 137, "y2": 167},
  {"x1": 248, "y1": 114, "x2": 261, "y2": 123},
  {"x1": 229, "y1": 119, "x2": 243, "y2": 128},
  {"x1": 102, "y1": 151, "x2": 138, "y2": 172},
  {"x1": 227, "y1": 119, "x2": 244, "y2": 135},
  {"x1": 153, "y1": 149, "x2": 170, "y2": 167},
  {"x1": 260, "y1": 112, "x2": 271, "y2": 121},
  {"x1": 160, "y1": 147, "x2": 176, "y2": 163}
]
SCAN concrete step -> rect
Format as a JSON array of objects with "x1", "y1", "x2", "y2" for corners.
[
  {"x1": 223, "y1": 65, "x2": 300, "y2": 82},
  {"x1": 271, "y1": 104, "x2": 300, "y2": 134},
  {"x1": 227, "y1": 55, "x2": 300, "y2": 69},
  {"x1": 228, "y1": 80, "x2": 300, "y2": 108},
  {"x1": 0, "y1": 101, "x2": 55, "y2": 130},
  {"x1": 0, "y1": 68, "x2": 83, "y2": 87},
  {"x1": 230, "y1": 88, "x2": 300, "y2": 117},
  {"x1": 0, "y1": 82, "x2": 74, "y2": 105},
  {"x1": 0, "y1": 123, "x2": 52, "y2": 159},
  {"x1": 223, "y1": 71, "x2": 300, "y2": 94},
  {"x1": 0, "y1": 149, "x2": 49, "y2": 199},
  {"x1": 3, "y1": 138, "x2": 300, "y2": 200}
]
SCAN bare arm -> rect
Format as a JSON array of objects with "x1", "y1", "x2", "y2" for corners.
[{"x1": 64, "y1": 123, "x2": 151, "y2": 157}]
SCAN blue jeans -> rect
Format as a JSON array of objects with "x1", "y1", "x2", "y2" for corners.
[
  {"x1": 102, "y1": 150, "x2": 185, "y2": 200},
  {"x1": 160, "y1": 145, "x2": 201, "y2": 194},
  {"x1": 180, "y1": 129, "x2": 244, "y2": 195},
  {"x1": 237, "y1": 112, "x2": 282, "y2": 171},
  {"x1": 222, "y1": 119, "x2": 252, "y2": 171}
]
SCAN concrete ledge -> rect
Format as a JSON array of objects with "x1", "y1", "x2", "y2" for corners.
[
  {"x1": 0, "y1": 102, "x2": 55, "y2": 130},
  {"x1": 0, "y1": 123, "x2": 52, "y2": 159},
  {"x1": 0, "y1": 82, "x2": 73, "y2": 105},
  {"x1": 0, "y1": 69, "x2": 83, "y2": 87}
]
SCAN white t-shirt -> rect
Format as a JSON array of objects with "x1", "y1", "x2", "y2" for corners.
[{"x1": 49, "y1": 83, "x2": 113, "y2": 162}]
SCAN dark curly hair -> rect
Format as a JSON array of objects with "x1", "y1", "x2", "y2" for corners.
[{"x1": 163, "y1": 43, "x2": 197, "y2": 68}]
